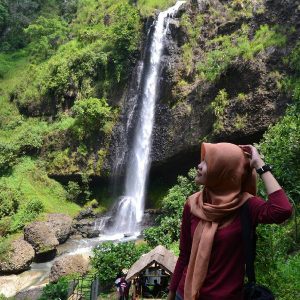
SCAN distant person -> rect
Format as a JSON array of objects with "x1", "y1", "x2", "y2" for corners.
[
  {"x1": 167, "y1": 143, "x2": 292, "y2": 300},
  {"x1": 115, "y1": 272, "x2": 122, "y2": 297},
  {"x1": 118, "y1": 276, "x2": 129, "y2": 300}
]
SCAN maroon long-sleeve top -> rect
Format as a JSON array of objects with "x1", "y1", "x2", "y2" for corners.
[{"x1": 169, "y1": 189, "x2": 292, "y2": 300}]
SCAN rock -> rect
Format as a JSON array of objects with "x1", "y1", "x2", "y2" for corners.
[
  {"x1": 75, "y1": 208, "x2": 96, "y2": 220},
  {"x1": 72, "y1": 219, "x2": 98, "y2": 238},
  {"x1": 0, "y1": 239, "x2": 35, "y2": 275},
  {"x1": 15, "y1": 285, "x2": 45, "y2": 300},
  {"x1": 24, "y1": 222, "x2": 59, "y2": 256},
  {"x1": 47, "y1": 213, "x2": 73, "y2": 244},
  {"x1": 86, "y1": 229, "x2": 100, "y2": 238},
  {"x1": 49, "y1": 254, "x2": 89, "y2": 283}
]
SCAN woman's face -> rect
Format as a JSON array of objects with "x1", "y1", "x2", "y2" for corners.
[{"x1": 195, "y1": 160, "x2": 207, "y2": 185}]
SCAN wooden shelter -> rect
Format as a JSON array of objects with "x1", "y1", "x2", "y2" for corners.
[{"x1": 126, "y1": 245, "x2": 178, "y2": 299}]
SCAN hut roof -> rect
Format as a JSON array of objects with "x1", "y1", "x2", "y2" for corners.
[{"x1": 126, "y1": 245, "x2": 178, "y2": 281}]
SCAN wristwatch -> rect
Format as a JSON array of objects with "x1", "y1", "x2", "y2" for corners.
[{"x1": 256, "y1": 164, "x2": 272, "y2": 175}]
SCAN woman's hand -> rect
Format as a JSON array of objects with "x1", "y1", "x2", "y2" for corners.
[
  {"x1": 239, "y1": 144, "x2": 264, "y2": 169},
  {"x1": 239, "y1": 144, "x2": 282, "y2": 194}
]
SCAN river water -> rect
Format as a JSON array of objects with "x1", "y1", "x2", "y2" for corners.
[{"x1": 0, "y1": 233, "x2": 139, "y2": 298}]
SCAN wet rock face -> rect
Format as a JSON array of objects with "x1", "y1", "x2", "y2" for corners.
[
  {"x1": 0, "y1": 239, "x2": 35, "y2": 275},
  {"x1": 72, "y1": 218, "x2": 99, "y2": 238},
  {"x1": 49, "y1": 254, "x2": 89, "y2": 283},
  {"x1": 152, "y1": 57, "x2": 288, "y2": 167},
  {"x1": 24, "y1": 222, "x2": 59, "y2": 256},
  {"x1": 75, "y1": 208, "x2": 96, "y2": 220},
  {"x1": 47, "y1": 213, "x2": 73, "y2": 244}
]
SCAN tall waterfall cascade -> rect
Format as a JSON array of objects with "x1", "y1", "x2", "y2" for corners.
[{"x1": 109, "y1": 1, "x2": 185, "y2": 235}]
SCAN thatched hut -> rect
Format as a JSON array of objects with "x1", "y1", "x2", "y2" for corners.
[{"x1": 126, "y1": 245, "x2": 178, "y2": 299}]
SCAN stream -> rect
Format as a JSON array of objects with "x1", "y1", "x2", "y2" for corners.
[{"x1": 0, "y1": 233, "x2": 139, "y2": 298}]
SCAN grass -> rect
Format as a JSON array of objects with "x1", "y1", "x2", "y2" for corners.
[
  {"x1": 137, "y1": 0, "x2": 177, "y2": 16},
  {"x1": 0, "y1": 157, "x2": 80, "y2": 216},
  {"x1": 0, "y1": 50, "x2": 29, "y2": 95},
  {"x1": 234, "y1": 114, "x2": 247, "y2": 130},
  {"x1": 197, "y1": 24, "x2": 287, "y2": 82}
]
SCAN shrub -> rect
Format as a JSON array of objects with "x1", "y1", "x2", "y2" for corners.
[
  {"x1": 136, "y1": 0, "x2": 177, "y2": 16},
  {"x1": 144, "y1": 168, "x2": 198, "y2": 247},
  {"x1": 210, "y1": 89, "x2": 229, "y2": 133},
  {"x1": 0, "y1": 142, "x2": 18, "y2": 172},
  {"x1": 71, "y1": 97, "x2": 114, "y2": 139},
  {"x1": 92, "y1": 241, "x2": 150, "y2": 287},
  {"x1": 0, "y1": 182, "x2": 22, "y2": 218},
  {"x1": 38, "y1": 276, "x2": 69, "y2": 300},
  {"x1": 259, "y1": 42, "x2": 300, "y2": 200},
  {"x1": 25, "y1": 16, "x2": 69, "y2": 61},
  {"x1": 66, "y1": 181, "x2": 81, "y2": 202},
  {"x1": 9, "y1": 199, "x2": 44, "y2": 233}
]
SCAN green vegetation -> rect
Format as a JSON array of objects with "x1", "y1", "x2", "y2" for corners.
[
  {"x1": 137, "y1": 0, "x2": 176, "y2": 16},
  {"x1": 92, "y1": 241, "x2": 150, "y2": 288},
  {"x1": 234, "y1": 113, "x2": 247, "y2": 130},
  {"x1": 0, "y1": 158, "x2": 80, "y2": 236},
  {"x1": 144, "y1": 169, "x2": 198, "y2": 247},
  {"x1": 13, "y1": 0, "x2": 141, "y2": 115},
  {"x1": 72, "y1": 97, "x2": 116, "y2": 140},
  {"x1": 39, "y1": 277, "x2": 69, "y2": 300},
  {"x1": 25, "y1": 16, "x2": 69, "y2": 61},
  {"x1": 197, "y1": 24, "x2": 286, "y2": 81},
  {"x1": 180, "y1": 13, "x2": 203, "y2": 76},
  {"x1": 237, "y1": 92, "x2": 247, "y2": 101},
  {"x1": 227, "y1": 0, "x2": 265, "y2": 19},
  {"x1": 0, "y1": 2, "x2": 299, "y2": 299},
  {"x1": 259, "y1": 41, "x2": 300, "y2": 200},
  {"x1": 210, "y1": 89, "x2": 229, "y2": 133}
]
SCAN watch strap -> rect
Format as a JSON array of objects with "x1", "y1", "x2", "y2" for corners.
[{"x1": 256, "y1": 164, "x2": 272, "y2": 175}]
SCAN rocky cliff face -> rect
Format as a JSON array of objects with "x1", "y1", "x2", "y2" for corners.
[
  {"x1": 108, "y1": 0, "x2": 299, "y2": 178},
  {"x1": 38, "y1": 0, "x2": 299, "y2": 180}
]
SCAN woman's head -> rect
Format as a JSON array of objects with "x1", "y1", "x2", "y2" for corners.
[{"x1": 195, "y1": 143, "x2": 256, "y2": 198}]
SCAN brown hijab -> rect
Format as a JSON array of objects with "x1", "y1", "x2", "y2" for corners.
[{"x1": 184, "y1": 143, "x2": 256, "y2": 300}]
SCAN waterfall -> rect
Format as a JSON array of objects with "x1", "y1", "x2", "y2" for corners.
[{"x1": 109, "y1": 1, "x2": 185, "y2": 235}]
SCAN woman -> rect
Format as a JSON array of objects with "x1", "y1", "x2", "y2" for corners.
[{"x1": 167, "y1": 143, "x2": 292, "y2": 300}]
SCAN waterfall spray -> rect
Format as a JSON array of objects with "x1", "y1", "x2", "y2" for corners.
[{"x1": 110, "y1": 1, "x2": 185, "y2": 235}]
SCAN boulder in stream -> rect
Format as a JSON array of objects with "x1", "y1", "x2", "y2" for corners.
[
  {"x1": 24, "y1": 221, "x2": 59, "y2": 256},
  {"x1": 49, "y1": 254, "x2": 89, "y2": 283},
  {"x1": 46, "y1": 213, "x2": 73, "y2": 244},
  {"x1": 0, "y1": 239, "x2": 35, "y2": 275},
  {"x1": 72, "y1": 218, "x2": 99, "y2": 238}
]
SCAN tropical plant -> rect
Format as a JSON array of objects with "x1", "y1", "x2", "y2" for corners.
[
  {"x1": 38, "y1": 276, "x2": 69, "y2": 300},
  {"x1": 92, "y1": 241, "x2": 150, "y2": 287}
]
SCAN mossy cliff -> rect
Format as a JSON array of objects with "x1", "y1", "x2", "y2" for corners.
[{"x1": 1, "y1": 0, "x2": 298, "y2": 180}]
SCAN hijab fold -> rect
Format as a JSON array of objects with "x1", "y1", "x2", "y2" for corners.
[{"x1": 184, "y1": 143, "x2": 256, "y2": 300}]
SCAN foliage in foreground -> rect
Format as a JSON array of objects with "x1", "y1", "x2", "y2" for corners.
[
  {"x1": 92, "y1": 241, "x2": 150, "y2": 288},
  {"x1": 38, "y1": 277, "x2": 69, "y2": 300}
]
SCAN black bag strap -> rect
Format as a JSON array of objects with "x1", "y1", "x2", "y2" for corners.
[{"x1": 241, "y1": 201, "x2": 256, "y2": 283}]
